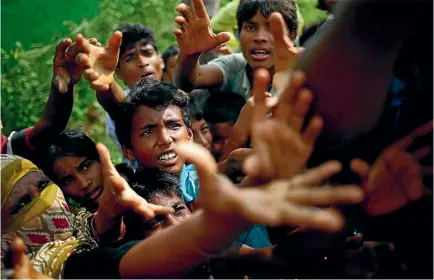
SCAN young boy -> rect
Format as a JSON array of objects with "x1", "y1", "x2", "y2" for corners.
[
  {"x1": 202, "y1": 91, "x2": 246, "y2": 160},
  {"x1": 188, "y1": 89, "x2": 212, "y2": 151},
  {"x1": 161, "y1": 45, "x2": 180, "y2": 83},
  {"x1": 173, "y1": 0, "x2": 298, "y2": 98}
]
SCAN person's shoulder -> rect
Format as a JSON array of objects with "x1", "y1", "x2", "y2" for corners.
[{"x1": 208, "y1": 53, "x2": 247, "y2": 75}]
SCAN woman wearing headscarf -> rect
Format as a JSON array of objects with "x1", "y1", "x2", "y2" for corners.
[{"x1": 1, "y1": 154, "x2": 98, "y2": 278}]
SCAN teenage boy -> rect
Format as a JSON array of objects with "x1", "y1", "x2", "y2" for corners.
[
  {"x1": 173, "y1": 0, "x2": 299, "y2": 98},
  {"x1": 161, "y1": 45, "x2": 180, "y2": 83}
]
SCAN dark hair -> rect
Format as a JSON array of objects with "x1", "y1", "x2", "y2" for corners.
[
  {"x1": 123, "y1": 168, "x2": 183, "y2": 240},
  {"x1": 162, "y1": 45, "x2": 180, "y2": 72},
  {"x1": 188, "y1": 89, "x2": 211, "y2": 121},
  {"x1": 116, "y1": 23, "x2": 158, "y2": 66},
  {"x1": 42, "y1": 128, "x2": 99, "y2": 180},
  {"x1": 115, "y1": 79, "x2": 191, "y2": 148},
  {"x1": 237, "y1": 0, "x2": 298, "y2": 35},
  {"x1": 115, "y1": 163, "x2": 135, "y2": 184},
  {"x1": 203, "y1": 92, "x2": 245, "y2": 124}
]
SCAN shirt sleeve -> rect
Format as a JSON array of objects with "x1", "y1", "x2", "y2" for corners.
[
  {"x1": 63, "y1": 240, "x2": 140, "y2": 279},
  {"x1": 207, "y1": 53, "x2": 246, "y2": 93}
]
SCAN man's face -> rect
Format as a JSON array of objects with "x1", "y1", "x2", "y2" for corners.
[
  {"x1": 239, "y1": 10, "x2": 276, "y2": 72},
  {"x1": 209, "y1": 122, "x2": 234, "y2": 161},
  {"x1": 138, "y1": 192, "x2": 191, "y2": 238},
  {"x1": 162, "y1": 54, "x2": 178, "y2": 83},
  {"x1": 124, "y1": 105, "x2": 191, "y2": 174},
  {"x1": 191, "y1": 118, "x2": 212, "y2": 151},
  {"x1": 116, "y1": 43, "x2": 164, "y2": 87}
]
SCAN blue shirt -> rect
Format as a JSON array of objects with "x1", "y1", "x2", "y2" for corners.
[{"x1": 180, "y1": 164, "x2": 271, "y2": 248}]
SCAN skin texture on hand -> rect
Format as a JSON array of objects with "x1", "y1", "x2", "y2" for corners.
[
  {"x1": 174, "y1": 0, "x2": 231, "y2": 55},
  {"x1": 11, "y1": 238, "x2": 52, "y2": 279},
  {"x1": 351, "y1": 120, "x2": 433, "y2": 216}
]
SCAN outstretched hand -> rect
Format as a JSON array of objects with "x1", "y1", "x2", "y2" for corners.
[
  {"x1": 243, "y1": 69, "x2": 323, "y2": 182},
  {"x1": 174, "y1": 0, "x2": 231, "y2": 55},
  {"x1": 52, "y1": 37, "x2": 101, "y2": 93},
  {"x1": 96, "y1": 143, "x2": 174, "y2": 219},
  {"x1": 11, "y1": 238, "x2": 52, "y2": 279},
  {"x1": 351, "y1": 121, "x2": 433, "y2": 216},
  {"x1": 176, "y1": 141, "x2": 364, "y2": 232},
  {"x1": 65, "y1": 32, "x2": 122, "y2": 91}
]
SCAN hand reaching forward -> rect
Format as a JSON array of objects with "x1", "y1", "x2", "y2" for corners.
[
  {"x1": 176, "y1": 141, "x2": 364, "y2": 232},
  {"x1": 174, "y1": 0, "x2": 231, "y2": 55},
  {"x1": 11, "y1": 238, "x2": 52, "y2": 279},
  {"x1": 66, "y1": 32, "x2": 122, "y2": 91},
  {"x1": 243, "y1": 69, "x2": 323, "y2": 182},
  {"x1": 351, "y1": 120, "x2": 433, "y2": 216},
  {"x1": 52, "y1": 37, "x2": 101, "y2": 93},
  {"x1": 269, "y1": 12, "x2": 303, "y2": 95},
  {"x1": 96, "y1": 143, "x2": 174, "y2": 219}
]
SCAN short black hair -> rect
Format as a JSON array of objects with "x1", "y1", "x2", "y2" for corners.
[
  {"x1": 203, "y1": 92, "x2": 245, "y2": 124},
  {"x1": 162, "y1": 45, "x2": 180, "y2": 72},
  {"x1": 123, "y1": 168, "x2": 183, "y2": 240},
  {"x1": 115, "y1": 163, "x2": 135, "y2": 184},
  {"x1": 115, "y1": 79, "x2": 191, "y2": 148},
  {"x1": 116, "y1": 23, "x2": 158, "y2": 65},
  {"x1": 237, "y1": 0, "x2": 298, "y2": 35},
  {"x1": 41, "y1": 128, "x2": 99, "y2": 180},
  {"x1": 188, "y1": 89, "x2": 211, "y2": 121}
]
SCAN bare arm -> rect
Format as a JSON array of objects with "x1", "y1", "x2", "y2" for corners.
[
  {"x1": 173, "y1": 0, "x2": 230, "y2": 91},
  {"x1": 95, "y1": 80, "x2": 125, "y2": 120}
]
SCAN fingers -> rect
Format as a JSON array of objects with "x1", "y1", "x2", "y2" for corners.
[
  {"x1": 55, "y1": 38, "x2": 72, "y2": 60},
  {"x1": 76, "y1": 53, "x2": 91, "y2": 69},
  {"x1": 303, "y1": 115, "x2": 324, "y2": 145},
  {"x1": 107, "y1": 31, "x2": 122, "y2": 56},
  {"x1": 215, "y1": 31, "x2": 232, "y2": 46},
  {"x1": 11, "y1": 238, "x2": 27, "y2": 268},
  {"x1": 176, "y1": 141, "x2": 217, "y2": 190},
  {"x1": 274, "y1": 71, "x2": 307, "y2": 122},
  {"x1": 286, "y1": 184, "x2": 365, "y2": 206},
  {"x1": 350, "y1": 158, "x2": 370, "y2": 178},
  {"x1": 269, "y1": 12, "x2": 293, "y2": 50},
  {"x1": 89, "y1": 38, "x2": 101, "y2": 47},
  {"x1": 177, "y1": 3, "x2": 195, "y2": 23},
  {"x1": 279, "y1": 205, "x2": 345, "y2": 232},
  {"x1": 252, "y1": 68, "x2": 272, "y2": 124},
  {"x1": 291, "y1": 160, "x2": 342, "y2": 187},
  {"x1": 96, "y1": 143, "x2": 119, "y2": 177},
  {"x1": 66, "y1": 34, "x2": 91, "y2": 57},
  {"x1": 83, "y1": 69, "x2": 99, "y2": 81},
  {"x1": 289, "y1": 88, "x2": 313, "y2": 131},
  {"x1": 412, "y1": 145, "x2": 431, "y2": 160},
  {"x1": 191, "y1": 0, "x2": 209, "y2": 18},
  {"x1": 393, "y1": 120, "x2": 433, "y2": 150}
]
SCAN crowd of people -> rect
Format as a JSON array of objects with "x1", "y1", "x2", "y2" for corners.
[{"x1": 1, "y1": 0, "x2": 433, "y2": 278}]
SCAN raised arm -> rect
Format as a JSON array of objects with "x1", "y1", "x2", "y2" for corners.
[
  {"x1": 173, "y1": 0, "x2": 230, "y2": 91},
  {"x1": 28, "y1": 39, "x2": 81, "y2": 149},
  {"x1": 66, "y1": 32, "x2": 125, "y2": 119}
]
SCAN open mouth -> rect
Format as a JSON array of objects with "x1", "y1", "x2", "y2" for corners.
[
  {"x1": 157, "y1": 151, "x2": 178, "y2": 165},
  {"x1": 141, "y1": 72, "x2": 154, "y2": 79},
  {"x1": 86, "y1": 187, "x2": 103, "y2": 202},
  {"x1": 250, "y1": 48, "x2": 270, "y2": 61}
]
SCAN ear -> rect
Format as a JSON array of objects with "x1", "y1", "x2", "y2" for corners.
[
  {"x1": 187, "y1": 128, "x2": 193, "y2": 141},
  {"x1": 122, "y1": 145, "x2": 137, "y2": 162},
  {"x1": 289, "y1": 30, "x2": 297, "y2": 44}
]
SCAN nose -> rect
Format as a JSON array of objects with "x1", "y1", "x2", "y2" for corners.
[
  {"x1": 137, "y1": 54, "x2": 149, "y2": 68},
  {"x1": 77, "y1": 174, "x2": 91, "y2": 191},
  {"x1": 254, "y1": 26, "x2": 269, "y2": 44},
  {"x1": 156, "y1": 128, "x2": 172, "y2": 146}
]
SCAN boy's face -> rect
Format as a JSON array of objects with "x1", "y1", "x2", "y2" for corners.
[
  {"x1": 116, "y1": 43, "x2": 165, "y2": 88},
  {"x1": 131, "y1": 192, "x2": 191, "y2": 239},
  {"x1": 239, "y1": 10, "x2": 275, "y2": 71},
  {"x1": 123, "y1": 104, "x2": 191, "y2": 174},
  {"x1": 162, "y1": 54, "x2": 178, "y2": 83},
  {"x1": 209, "y1": 122, "x2": 234, "y2": 161},
  {"x1": 191, "y1": 117, "x2": 212, "y2": 151}
]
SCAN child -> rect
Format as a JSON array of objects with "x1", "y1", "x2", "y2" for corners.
[
  {"x1": 188, "y1": 89, "x2": 212, "y2": 151},
  {"x1": 161, "y1": 45, "x2": 180, "y2": 83}
]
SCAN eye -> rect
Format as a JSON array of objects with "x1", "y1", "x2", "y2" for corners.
[
  {"x1": 37, "y1": 179, "x2": 51, "y2": 191},
  {"x1": 59, "y1": 176, "x2": 73, "y2": 187},
  {"x1": 174, "y1": 206, "x2": 186, "y2": 216},
  {"x1": 143, "y1": 50, "x2": 155, "y2": 57},
  {"x1": 82, "y1": 160, "x2": 93, "y2": 171},
  {"x1": 244, "y1": 25, "x2": 255, "y2": 31},
  {"x1": 201, "y1": 126, "x2": 209, "y2": 133},
  {"x1": 141, "y1": 129, "x2": 154, "y2": 136},
  {"x1": 125, "y1": 56, "x2": 134, "y2": 63},
  {"x1": 10, "y1": 195, "x2": 32, "y2": 215},
  {"x1": 169, "y1": 123, "x2": 181, "y2": 130}
]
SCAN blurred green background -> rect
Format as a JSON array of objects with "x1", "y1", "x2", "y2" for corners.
[{"x1": 1, "y1": 0, "x2": 326, "y2": 164}]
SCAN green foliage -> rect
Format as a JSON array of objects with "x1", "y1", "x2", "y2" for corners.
[{"x1": 1, "y1": 0, "x2": 180, "y2": 164}]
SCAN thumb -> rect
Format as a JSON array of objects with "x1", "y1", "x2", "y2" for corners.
[
  {"x1": 269, "y1": 12, "x2": 293, "y2": 49},
  {"x1": 215, "y1": 31, "x2": 232, "y2": 45},
  {"x1": 96, "y1": 143, "x2": 119, "y2": 177},
  {"x1": 107, "y1": 31, "x2": 122, "y2": 56},
  {"x1": 12, "y1": 238, "x2": 27, "y2": 268},
  {"x1": 176, "y1": 141, "x2": 217, "y2": 192},
  {"x1": 54, "y1": 74, "x2": 69, "y2": 94}
]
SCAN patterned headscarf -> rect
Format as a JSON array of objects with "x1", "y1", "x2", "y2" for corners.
[{"x1": 0, "y1": 154, "x2": 95, "y2": 278}]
